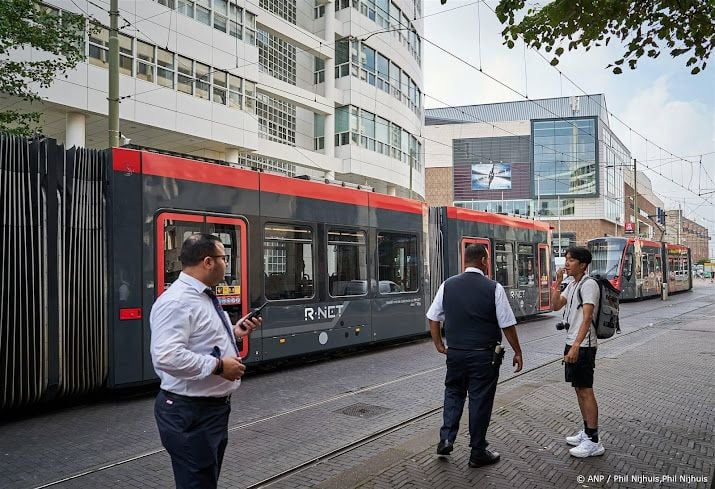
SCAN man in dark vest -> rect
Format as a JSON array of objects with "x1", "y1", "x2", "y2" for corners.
[{"x1": 427, "y1": 244, "x2": 523, "y2": 467}]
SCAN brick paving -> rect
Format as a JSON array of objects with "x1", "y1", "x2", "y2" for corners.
[{"x1": 283, "y1": 300, "x2": 715, "y2": 489}]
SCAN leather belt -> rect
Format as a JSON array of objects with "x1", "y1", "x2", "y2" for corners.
[
  {"x1": 161, "y1": 389, "x2": 231, "y2": 405},
  {"x1": 449, "y1": 344, "x2": 497, "y2": 351}
]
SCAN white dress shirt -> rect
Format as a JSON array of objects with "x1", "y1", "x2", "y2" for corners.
[
  {"x1": 150, "y1": 272, "x2": 240, "y2": 397},
  {"x1": 426, "y1": 267, "x2": 517, "y2": 329}
]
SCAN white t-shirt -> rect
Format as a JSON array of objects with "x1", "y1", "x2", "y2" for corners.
[{"x1": 561, "y1": 276, "x2": 600, "y2": 347}]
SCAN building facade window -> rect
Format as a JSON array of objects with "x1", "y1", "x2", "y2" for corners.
[
  {"x1": 258, "y1": 29, "x2": 297, "y2": 85},
  {"x1": 314, "y1": 0, "x2": 325, "y2": 18},
  {"x1": 152, "y1": 0, "x2": 253, "y2": 44},
  {"x1": 260, "y1": 0, "x2": 296, "y2": 24},
  {"x1": 256, "y1": 92, "x2": 296, "y2": 145},
  {"x1": 237, "y1": 153, "x2": 296, "y2": 175},
  {"x1": 314, "y1": 113, "x2": 325, "y2": 150},
  {"x1": 341, "y1": 0, "x2": 421, "y2": 65},
  {"x1": 314, "y1": 57, "x2": 325, "y2": 84},
  {"x1": 87, "y1": 23, "x2": 254, "y2": 113},
  {"x1": 334, "y1": 105, "x2": 423, "y2": 170},
  {"x1": 533, "y1": 118, "x2": 597, "y2": 196},
  {"x1": 334, "y1": 38, "x2": 421, "y2": 117}
]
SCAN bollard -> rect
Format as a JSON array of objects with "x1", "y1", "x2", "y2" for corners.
[{"x1": 661, "y1": 282, "x2": 668, "y2": 301}]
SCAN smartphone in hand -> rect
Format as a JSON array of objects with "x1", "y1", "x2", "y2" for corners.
[{"x1": 238, "y1": 303, "x2": 266, "y2": 330}]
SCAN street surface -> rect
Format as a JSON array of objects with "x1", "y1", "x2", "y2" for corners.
[{"x1": 1, "y1": 281, "x2": 713, "y2": 489}]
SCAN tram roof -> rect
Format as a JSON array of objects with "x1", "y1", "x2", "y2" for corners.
[
  {"x1": 445, "y1": 206, "x2": 550, "y2": 232},
  {"x1": 111, "y1": 147, "x2": 425, "y2": 215}
]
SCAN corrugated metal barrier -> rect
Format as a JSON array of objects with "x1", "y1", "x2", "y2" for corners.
[{"x1": 0, "y1": 135, "x2": 108, "y2": 411}]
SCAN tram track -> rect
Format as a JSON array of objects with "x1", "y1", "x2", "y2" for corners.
[{"x1": 28, "y1": 292, "x2": 706, "y2": 489}]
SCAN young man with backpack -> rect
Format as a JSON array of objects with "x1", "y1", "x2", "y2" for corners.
[{"x1": 551, "y1": 246, "x2": 606, "y2": 458}]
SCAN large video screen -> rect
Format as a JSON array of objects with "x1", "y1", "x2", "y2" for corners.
[{"x1": 471, "y1": 163, "x2": 512, "y2": 190}]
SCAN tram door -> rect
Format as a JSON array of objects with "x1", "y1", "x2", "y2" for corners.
[
  {"x1": 461, "y1": 237, "x2": 491, "y2": 277},
  {"x1": 537, "y1": 244, "x2": 551, "y2": 311},
  {"x1": 156, "y1": 212, "x2": 250, "y2": 359}
]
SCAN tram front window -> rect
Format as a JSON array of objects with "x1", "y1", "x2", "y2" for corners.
[{"x1": 589, "y1": 239, "x2": 626, "y2": 279}]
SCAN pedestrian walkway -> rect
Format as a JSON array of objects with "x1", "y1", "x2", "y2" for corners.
[{"x1": 279, "y1": 302, "x2": 715, "y2": 489}]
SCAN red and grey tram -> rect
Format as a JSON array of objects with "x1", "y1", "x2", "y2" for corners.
[{"x1": 587, "y1": 237, "x2": 692, "y2": 300}]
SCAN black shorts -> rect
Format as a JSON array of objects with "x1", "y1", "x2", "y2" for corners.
[{"x1": 563, "y1": 345, "x2": 597, "y2": 388}]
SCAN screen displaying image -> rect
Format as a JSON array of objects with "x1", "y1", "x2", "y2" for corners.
[{"x1": 471, "y1": 163, "x2": 512, "y2": 190}]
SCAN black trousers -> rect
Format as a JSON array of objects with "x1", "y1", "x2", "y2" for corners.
[
  {"x1": 155, "y1": 390, "x2": 231, "y2": 489},
  {"x1": 440, "y1": 349, "x2": 500, "y2": 450}
]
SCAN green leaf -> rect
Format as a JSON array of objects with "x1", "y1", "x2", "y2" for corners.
[
  {"x1": 555, "y1": 47, "x2": 564, "y2": 56},
  {"x1": 691, "y1": 67, "x2": 701, "y2": 75},
  {"x1": 613, "y1": 67, "x2": 623, "y2": 74},
  {"x1": 550, "y1": 57, "x2": 560, "y2": 66}
]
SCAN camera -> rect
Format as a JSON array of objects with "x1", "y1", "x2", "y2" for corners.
[{"x1": 555, "y1": 321, "x2": 570, "y2": 331}]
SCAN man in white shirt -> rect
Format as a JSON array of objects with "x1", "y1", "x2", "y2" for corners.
[
  {"x1": 427, "y1": 244, "x2": 523, "y2": 468},
  {"x1": 150, "y1": 233, "x2": 262, "y2": 489},
  {"x1": 551, "y1": 246, "x2": 605, "y2": 458}
]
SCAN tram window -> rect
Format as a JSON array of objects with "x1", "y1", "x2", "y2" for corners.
[
  {"x1": 495, "y1": 241, "x2": 516, "y2": 287},
  {"x1": 162, "y1": 221, "x2": 203, "y2": 289},
  {"x1": 623, "y1": 247, "x2": 634, "y2": 280},
  {"x1": 264, "y1": 224, "x2": 314, "y2": 300},
  {"x1": 208, "y1": 228, "x2": 240, "y2": 286},
  {"x1": 641, "y1": 255, "x2": 649, "y2": 279},
  {"x1": 516, "y1": 244, "x2": 534, "y2": 286},
  {"x1": 327, "y1": 229, "x2": 367, "y2": 297},
  {"x1": 377, "y1": 232, "x2": 418, "y2": 293}
]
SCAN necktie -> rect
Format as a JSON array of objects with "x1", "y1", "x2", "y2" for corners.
[{"x1": 204, "y1": 288, "x2": 240, "y2": 356}]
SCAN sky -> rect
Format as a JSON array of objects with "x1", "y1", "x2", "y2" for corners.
[{"x1": 423, "y1": 0, "x2": 715, "y2": 256}]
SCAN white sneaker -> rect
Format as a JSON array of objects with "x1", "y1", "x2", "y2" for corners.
[
  {"x1": 569, "y1": 438, "x2": 605, "y2": 458},
  {"x1": 565, "y1": 430, "x2": 588, "y2": 446}
]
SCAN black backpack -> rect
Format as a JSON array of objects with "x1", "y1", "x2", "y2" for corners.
[{"x1": 577, "y1": 275, "x2": 621, "y2": 339}]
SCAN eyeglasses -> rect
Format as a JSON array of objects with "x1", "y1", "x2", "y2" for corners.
[{"x1": 208, "y1": 254, "x2": 229, "y2": 262}]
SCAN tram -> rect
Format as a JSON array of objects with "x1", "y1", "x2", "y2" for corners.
[
  {"x1": 1, "y1": 139, "x2": 553, "y2": 409},
  {"x1": 110, "y1": 147, "x2": 428, "y2": 387},
  {"x1": 587, "y1": 237, "x2": 692, "y2": 300}
]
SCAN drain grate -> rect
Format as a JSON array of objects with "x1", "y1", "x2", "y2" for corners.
[{"x1": 334, "y1": 402, "x2": 391, "y2": 418}]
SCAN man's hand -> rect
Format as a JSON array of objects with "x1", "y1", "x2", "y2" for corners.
[
  {"x1": 220, "y1": 356, "x2": 246, "y2": 382},
  {"x1": 555, "y1": 267, "x2": 567, "y2": 285},
  {"x1": 564, "y1": 344, "x2": 580, "y2": 363},
  {"x1": 235, "y1": 316, "x2": 262, "y2": 338},
  {"x1": 436, "y1": 343, "x2": 447, "y2": 355},
  {"x1": 512, "y1": 353, "x2": 523, "y2": 372}
]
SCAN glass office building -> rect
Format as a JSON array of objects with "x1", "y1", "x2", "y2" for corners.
[{"x1": 425, "y1": 94, "x2": 631, "y2": 246}]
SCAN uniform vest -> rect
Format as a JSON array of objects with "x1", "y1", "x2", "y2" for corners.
[{"x1": 443, "y1": 271, "x2": 501, "y2": 349}]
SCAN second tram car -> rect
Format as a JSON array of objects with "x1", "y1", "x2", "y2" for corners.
[
  {"x1": 431, "y1": 207, "x2": 552, "y2": 318},
  {"x1": 588, "y1": 237, "x2": 692, "y2": 300}
]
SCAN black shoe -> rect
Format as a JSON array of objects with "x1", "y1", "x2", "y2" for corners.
[
  {"x1": 436, "y1": 440, "x2": 454, "y2": 455},
  {"x1": 468, "y1": 448, "x2": 500, "y2": 467}
]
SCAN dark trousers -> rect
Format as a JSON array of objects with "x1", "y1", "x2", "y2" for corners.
[
  {"x1": 155, "y1": 390, "x2": 231, "y2": 489},
  {"x1": 440, "y1": 349, "x2": 500, "y2": 450}
]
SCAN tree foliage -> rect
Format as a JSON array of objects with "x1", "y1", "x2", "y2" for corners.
[
  {"x1": 0, "y1": 0, "x2": 86, "y2": 135},
  {"x1": 482, "y1": 0, "x2": 714, "y2": 75}
]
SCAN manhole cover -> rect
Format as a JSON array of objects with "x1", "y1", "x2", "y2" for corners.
[{"x1": 334, "y1": 402, "x2": 391, "y2": 418}]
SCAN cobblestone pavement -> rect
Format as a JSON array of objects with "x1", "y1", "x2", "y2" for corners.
[
  {"x1": 273, "y1": 287, "x2": 715, "y2": 489},
  {"x1": 1, "y1": 283, "x2": 713, "y2": 489}
]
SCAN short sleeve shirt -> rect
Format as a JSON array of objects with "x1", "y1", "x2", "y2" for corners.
[{"x1": 561, "y1": 276, "x2": 600, "y2": 347}]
